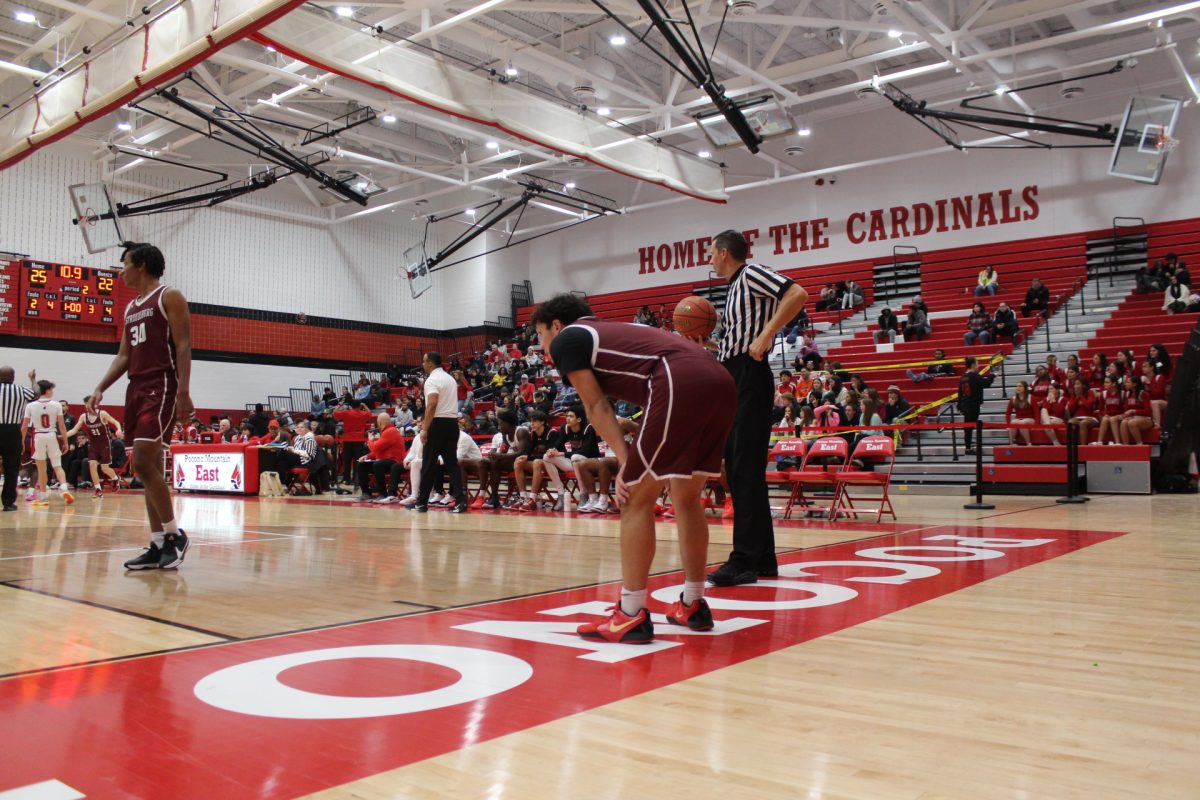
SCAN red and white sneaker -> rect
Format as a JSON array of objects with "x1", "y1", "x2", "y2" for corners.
[
  {"x1": 93, "y1": 487, "x2": 104, "y2": 499},
  {"x1": 577, "y1": 606, "x2": 654, "y2": 643},
  {"x1": 722, "y1": 499, "x2": 735, "y2": 519},
  {"x1": 666, "y1": 594, "x2": 714, "y2": 631},
  {"x1": 518, "y1": 498, "x2": 538, "y2": 512}
]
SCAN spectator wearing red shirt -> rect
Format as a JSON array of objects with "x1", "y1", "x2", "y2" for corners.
[
  {"x1": 335, "y1": 402, "x2": 374, "y2": 487},
  {"x1": 1040, "y1": 385, "x2": 1069, "y2": 446},
  {"x1": 1030, "y1": 365, "x2": 1054, "y2": 402},
  {"x1": 1088, "y1": 353, "x2": 1107, "y2": 387},
  {"x1": 1005, "y1": 381, "x2": 1039, "y2": 446},
  {"x1": 1119, "y1": 375, "x2": 1153, "y2": 445},
  {"x1": 518, "y1": 374, "x2": 536, "y2": 404},
  {"x1": 1044, "y1": 354, "x2": 1067, "y2": 388},
  {"x1": 1139, "y1": 360, "x2": 1168, "y2": 427},
  {"x1": 1066, "y1": 378, "x2": 1098, "y2": 444},
  {"x1": 1097, "y1": 376, "x2": 1124, "y2": 445},
  {"x1": 356, "y1": 411, "x2": 407, "y2": 498}
]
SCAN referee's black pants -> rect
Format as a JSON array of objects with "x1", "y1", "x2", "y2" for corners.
[
  {"x1": 417, "y1": 418, "x2": 463, "y2": 506},
  {"x1": 722, "y1": 354, "x2": 777, "y2": 573},
  {"x1": 0, "y1": 424, "x2": 21, "y2": 507}
]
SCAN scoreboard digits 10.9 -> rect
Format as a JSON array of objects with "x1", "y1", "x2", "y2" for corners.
[{"x1": 21, "y1": 259, "x2": 119, "y2": 325}]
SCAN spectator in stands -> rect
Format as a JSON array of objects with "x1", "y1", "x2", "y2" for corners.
[
  {"x1": 1163, "y1": 274, "x2": 1194, "y2": 314},
  {"x1": 1005, "y1": 381, "x2": 1038, "y2": 446},
  {"x1": 910, "y1": 294, "x2": 929, "y2": 315},
  {"x1": 258, "y1": 420, "x2": 318, "y2": 474},
  {"x1": 1136, "y1": 261, "x2": 1166, "y2": 294},
  {"x1": 1119, "y1": 375, "x2": 1153, "y2": 445},
  {"x1": 1140, "y1": 360, "x2": 1169, "y2": 428},
  {"x1": 218, "y1": 418, "x2": 234, "y2": 443},
  {"x1": 481, "y1": 410, "x2": 530, "y2": 509},
  {"x1": 841, "y1": 279, "x2": 865, "y2": 309},
  {"x1": 782, "y1": 308, "x2": 811, "y2": 344},
  {"x1": 873, "y1": 307, "x2": 900, "y2": 344},
  {"x1": 353, "y1": 377, "x2": 372, "y2": 403},
  {"x1": 233, "y1": 422, "x2": 253, "y2": 443},
  {"x1": 1115, "y1": 349, "x2": 1138, "y2": 377},
  {"x1": 1020, "y1": 278, "x2": 1050, "y2": 318},
  {"x1": 848, "y1": 375, "x2": 869, "y2": 396},
  {"x1": 1066, "y1": 353, "x2": 1081, "y2": 375},
  {"x1": 957, "y1": 356, "x2": 994, "y2": 454},
  {"x1": 394, "y1": 399, "x2": 414, "y2": 430},
  {"x1": 1146, "y1": 344, "x2": 1172, "y2": 378},
  {"x1": 335, "y1": 402, "x2": 373, "y2": 487},
  {"x1": 1064, "y1": 366, "x2": 1083, "y2": 393},
  {"x1": 882, "y1": 385, "x2": 911, "y2": 424},
  {"x1": 248, "y1": 403, "x2": 272, "y2": 438},
  {"x1": 532, "y1": 390, "x2": 553, "y2": 417},
  {"x1": 1096, "y1": 376, "x2": 1124, "y2": 445},
  {"x1": 311, "y1": 394, "x2": 326, "y2": 415},
  {"x1": 974, "y1": 265, "x2": 1000, "y2": 296},
  {"x1": 776, "y1": 369, "x2": 796, "y2": 399},
  {"x1": 811, "y1": 283, "x2": 834, "y2": 311},
  {"x1": 906, "y1": 348, "x2": 955, "y2": 383},
  {"x1": 1044, "y1": 354, "x2": 1067, "y2": 387},
  {"x1": 963, "y1": 301, "x2": 992, "y2": 346},
  {"x1": 858, "y1": 398, "x2": 884, "y2": 441},
  {"x1": 1041, "y1": 385, "x2": 1068, "y2": 446},
  {"x1": 1066, "y1": 378, "x2": 1099, "y2": 443},
  {"x1": 992, "y1": 301, "x2": 1022, "y2": 344},
  {"x1": 536, "y1": 405, "x2": 599, "y2": 511},
  {"x1": 517, "y1": 374, "x2": 536, "y2": 405},
  {"x1": 776, "y1": 404, "x2": 798, "y2": 434},
  {"x1": 791, "y1": 334, "x2": 822, "y2": 372},
  {"x1": 359, "y1": 412, "x2": 407, "y2": 501},
  {"x1": 813, "y1": 392, "x2": 843, "y2": 429},
  {"x1": 903, "y1": 302, "x2": 930, "y2": 341},
  {"x1": 633, "y1": 306, "x2": 653, "y2": 325},
  {"x1": 1089, "y1": 353, "x2": 1108, "y2": 386},
  {"x1": 1163, "y1": 253, "x2": 1190, "y2": 285},
  {"x1": 1030, "y1": 365, "x2": 1053, "y2": 402}
]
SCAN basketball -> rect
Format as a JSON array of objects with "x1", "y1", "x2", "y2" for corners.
[{"x1": 673, "y1": 295, "x2": 718, "y2": 338}]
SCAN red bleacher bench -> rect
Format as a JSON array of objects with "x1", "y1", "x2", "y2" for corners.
[
  {"x1": 983, "y1": 465, "x2": 1071, "y2": 484},
  {"x1": 992, "y1": 445, "x2": 1151, "y2": 463}
]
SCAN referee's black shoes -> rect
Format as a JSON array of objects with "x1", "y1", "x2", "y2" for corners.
[
  {"x1": 2, "y1": 504, "x2": 16, "y2": 512},
  {"x1": 707, "y1": 563, "x2": 776, "y2": 586}
]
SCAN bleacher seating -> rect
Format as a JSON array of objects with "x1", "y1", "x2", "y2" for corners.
[{"x1": 1076, "y1": 290, "x2": 1197, "y2": 365}]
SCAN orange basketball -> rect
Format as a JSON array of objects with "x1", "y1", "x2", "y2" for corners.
[{"x1": 673, "y1": 295, "x2": 718, "y2": 338}]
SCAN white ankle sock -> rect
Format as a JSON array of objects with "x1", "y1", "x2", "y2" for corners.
[
  {"x1": 683, "y1": 581, "x2": 705, "y2": 605},
  {"x1": 162, "y1": 520, "x2": 179, "y2": 535},
  {"x1": 151, "y1": 531, "x2": 165, "y2": 547},
  {"x1": 619, "y1": 587, "x2": 647, "y2": 617}
]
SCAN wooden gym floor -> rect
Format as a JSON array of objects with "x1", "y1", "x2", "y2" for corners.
[{"x1": 0, "y1": 490, "x2": 1196, "y2": 799}]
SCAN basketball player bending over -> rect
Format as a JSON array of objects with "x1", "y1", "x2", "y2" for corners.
[
  {"x1": 532, "y1": 294, "x2": 736, "y2": 643},
  {"x1": 88, "y1": 244, "x2": 194, "y2": 570}
]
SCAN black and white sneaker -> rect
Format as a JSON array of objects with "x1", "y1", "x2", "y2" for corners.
[
  {"x1": 124, "y1": 542, "x2": 162, "y2": 570},
  {"x1": 158, "y1": 530, "x2": 190, "y2": 569}
]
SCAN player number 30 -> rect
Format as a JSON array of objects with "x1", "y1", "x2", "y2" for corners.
[{"x1": 129, "y1": 321, "x2": 147, "y2": 346}]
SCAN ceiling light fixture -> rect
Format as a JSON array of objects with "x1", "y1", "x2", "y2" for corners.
[
  {"x1": 485, "y1": 140, "x2": 500, "y2": 150},
  {"x1": 564, "y1": 182, "x2": 576, "y2": 190},
  {"x1": 505, "y1": 63, "x2": 519, "y2": 77},
  {"x1": 465, "y1": 208, "x2": 476, "y2": 217},
  {"x1": 887, "y1": 29, "x2": 902, "y2": 38},
  {"x1": 335, "y1": 6, "x2": 353, "y2": 18},
  {"x1": 609, "y1": 34, "x2": 627, "y2": 46},
  {"x1": 596, "y1": 106, "x2": 611, "y2": 116},
  {"x1": 797, "y1": 126, "x2": 812, "y2": 136},
  {"x1": 994, "y1": 84, "x2": 1009, "y2": 96},
  {"x1": 698, "y1": 149, "x2": 711, "y2": 158},
  {"x1": 116, "y1": 121, "x2": 132, "y2": 132},
  {"x1": 15, "y1": 10, "x2": 37, "y2": 23},
  {"x1": 265, "y1": 44, "x2": 277, "y2": 52},
  {"x1": 381, "y1": 113, "x2": 396, "y2": 123}
]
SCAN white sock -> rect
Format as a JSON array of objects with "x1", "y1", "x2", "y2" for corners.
[
  {"x1": 151, "y1": 531, "x2": 165, "y2": 547},
  {"x1": 619, "y1": 587, "x2": 647, "y2": 616},
  {"x1": 162, "y1": 520, "x2": 179, "y2": 535},
  {"x1": 683, "y1": 581, "x2": 705, "y2": 605}
]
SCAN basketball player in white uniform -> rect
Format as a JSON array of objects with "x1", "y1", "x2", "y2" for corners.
[{"x1": 20, "y1": 380, "x2": 75, "y2": 507}]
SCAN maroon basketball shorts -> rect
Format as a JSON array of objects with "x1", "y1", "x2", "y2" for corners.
[
  {"x1": 88, "y1": 440, "x2": 113, "y2": 465},
  {"x1": 621, "y1": 354, "x2": 735, "y2": 486},
  {"x1": 124, "y1": 373, "x2": 178, "y2": 444}
]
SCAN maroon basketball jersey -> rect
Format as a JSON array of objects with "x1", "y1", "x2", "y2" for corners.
[
  {"x1": 83, "y1": 411, "x2": 112, "y2": 450},
  {"x1": 550, "y1": 317, "x2": 712, "y2": 406},
  {"x1": 124, "y1": 285, "x2": 176, "y2": 380}
]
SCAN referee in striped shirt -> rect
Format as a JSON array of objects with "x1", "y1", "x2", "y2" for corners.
[
  {"x1": 706, "y1": 231, "x2": 808, "y2": 586},
  {"x1": 0, "y1": 366, "x2": 38, "y2": 511}
]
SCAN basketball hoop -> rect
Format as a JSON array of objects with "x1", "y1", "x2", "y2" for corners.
[
  {"x1": 1155, "y1": 131, "x2": 1180, "y2": 153},
  {"x1": 79, "y1": 208, "x2": 98, "y2": 228}
]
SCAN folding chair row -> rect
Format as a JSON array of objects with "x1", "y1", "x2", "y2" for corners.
[{"x1": 766, "y1": 436, "x2": 898, "y2": 523}]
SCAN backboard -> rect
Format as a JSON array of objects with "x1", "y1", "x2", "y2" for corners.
[
  {"x1": 404, "y1": 242, "x2": 432, "y2": 300},
  {"x1": 68, "y1": 182, "x2": 126, "y2": 253},
  {"x1": 1108, "y1": 96, "x2": 1182, "y2": 185}
]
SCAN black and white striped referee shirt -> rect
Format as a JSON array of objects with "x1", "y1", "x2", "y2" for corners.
[
  {"x1": 717, "y1": 262, "x2": 794, "y2": 362},
  {"x1": 0, "y1": 382, "x2": 35, "y2": 425}
]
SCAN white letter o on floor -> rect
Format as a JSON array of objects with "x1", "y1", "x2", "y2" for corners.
[{"x1": 194, "y1": 645, "x2": 533, "y2": 719}]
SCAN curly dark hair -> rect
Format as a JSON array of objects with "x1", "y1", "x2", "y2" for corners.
[{"x1": 529, "y1": 293, "x2": 593, "y2": 329}]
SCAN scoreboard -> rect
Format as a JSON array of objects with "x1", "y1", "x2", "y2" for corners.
[{"x1": 21, "y1": 260, "x2": 120, "y2": 325}]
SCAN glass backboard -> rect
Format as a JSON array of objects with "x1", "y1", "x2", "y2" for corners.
[
  {"x1": 68, "y1": 182, "x2": 126, "y2": 253},
  {"x1": 404, "y1": 242, "x2": 432, "y2": 299},
  {"x1": 1108, "y1": 96, "x2": 1182, "y2": 185}
]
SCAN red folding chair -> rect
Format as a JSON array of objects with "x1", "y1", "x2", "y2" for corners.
[
  {"x1": 785, "y1": 436, "x2": 849, "y2": 519},
  {"x1": 831, "y1": 436, "x2": 897, "y2": 522},
  {"x1": 766, "y1": 438, "x2": 806, "y2": 512}
]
